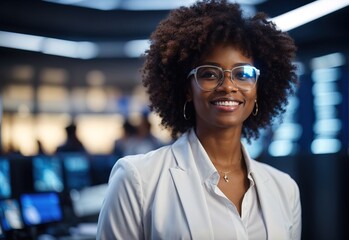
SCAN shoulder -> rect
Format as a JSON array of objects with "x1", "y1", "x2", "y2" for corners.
[
  {"x1": 251, "y1": 159, "x2": 300, "y2": 202},
  {"x1": 112, "y1": 131, "x2": 190, "y2": 175},
  {"x1": 106, "y1": 144, "x2": 177, "y2": 211},
  {"x1": 109, "y1": 144, "x2": 174, "y2": 183},
  {"x1": 252, "y1": 160, "x2": 298, "y2": 185},
  {"x1": 252, "y1": 158, "x2": 286, "y2": 176},
  {"x1": 118, "y1": 144, "x2": 173, "y2": 167}
]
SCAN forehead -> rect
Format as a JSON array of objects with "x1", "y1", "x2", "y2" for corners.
[{"x1": 200, "y1": 44, "x2": 253, "y2": 66}]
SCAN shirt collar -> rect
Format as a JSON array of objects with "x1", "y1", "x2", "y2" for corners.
[{"x1": 188, "y1": 129, "x2": 255, "y2": 183}]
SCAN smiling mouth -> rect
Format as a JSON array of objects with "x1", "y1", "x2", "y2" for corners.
[{"x1": 212, "y1": 100, "x2": 242, "y2": 106}]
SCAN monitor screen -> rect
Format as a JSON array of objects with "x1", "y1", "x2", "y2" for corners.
[
  {"x1": 0, "y1": 222, "x2": 4, "y2": 239},
  {"x1": 0, "y1": 158, "x2": 11, "y2": 199},
  {"x1": 89, "y1": 154, "x2": 117, "y2": 185},
  {"x1": 20, "y1": 192, "x2": 63, "y2": 226},
  {"x1": 0, "y1": 199, "x2": 23, "y2": 231},
  {"x1": 32, "y1": 155, "x2": 64, "y2": 192},
  {"x1": 61, "y1": 153, "x2": 91, "y2": 190},
  {"x1": 70, "y1": 183, "x2": 108, "y2": 218}
]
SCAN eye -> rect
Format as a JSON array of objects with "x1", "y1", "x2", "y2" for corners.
[
  {"x1": 197, "y1": 67, "x2": 221, "y2": 81},
  {"x1": 234, "y1": 67, "x2": 254, "y2": 81}
]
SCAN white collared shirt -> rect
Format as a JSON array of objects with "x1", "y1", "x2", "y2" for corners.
[{"x1": 189, "y1": 131, "x2": 267, "y2": 239}]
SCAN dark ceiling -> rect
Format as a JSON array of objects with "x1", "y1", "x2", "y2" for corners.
[{"x1": 0, "y1": 0, "x2": 348, "y2": 90}]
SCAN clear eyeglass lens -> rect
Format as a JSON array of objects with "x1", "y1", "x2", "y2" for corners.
[{"x1": 195, "y1": 66, "x2": 257, "y2": 91}]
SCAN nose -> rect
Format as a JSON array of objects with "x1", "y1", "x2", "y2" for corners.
[{"x1": 217, "y1": 70, "x2": 239, "y2": 92}]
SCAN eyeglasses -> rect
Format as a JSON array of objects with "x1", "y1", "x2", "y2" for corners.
[{"x1": 187, "y1": 65, "x2": 260, "y2": 92}]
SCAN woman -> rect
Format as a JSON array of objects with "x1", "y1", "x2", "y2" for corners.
[{"x1": 97, "y1": 0, "x2": 301, "y2": 239}]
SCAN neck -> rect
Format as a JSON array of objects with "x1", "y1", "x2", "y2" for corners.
[
  {"x1": 195, "y1": 126, "x2": 243, "y2": 171},
  {"x1": 213, "y1": 152, "x2": 245, "y2": 174}
]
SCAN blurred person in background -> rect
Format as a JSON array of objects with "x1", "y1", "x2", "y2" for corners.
[
  {"x1": 114, "y1": 114, "x2": 164, "y2": 157},
  {"x1": 113, "y1": 119, "x2": 139, "y2": 157},
  {"x1": 136, "y1": 113, "x2": 164, "y2": 152},
  {"x1": 56, "y1": 123, "x2": 86, "y2": 153},
  {"x1": 36, "y1": 139, "x2": 45, "y2": 154},
  {"x1": 97, "y1": 0, "x2": 301, "y2": 239}
]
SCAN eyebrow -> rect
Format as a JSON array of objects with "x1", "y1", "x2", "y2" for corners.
[{"x1": 200, "y1": 61, "x2": 253, "y2": 68}]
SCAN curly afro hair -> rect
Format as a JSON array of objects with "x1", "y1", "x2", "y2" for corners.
[{"x1": 142, "y1": 0, "x2": 298, "y2": 140}]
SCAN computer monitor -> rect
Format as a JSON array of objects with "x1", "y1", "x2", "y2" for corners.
[
  {"x1": 60, "y1": 152, "x2": 91, "y2": 191},
  {"x1": 0, "y1": 199, "x2": 24, "y2": 231},
  {"x1": 89, "y1": 154, "x2": 117, "y2": 185},
  {"x1": 70, "y1": 183, "x2": 108, "y2": 218},
  {"x1": 6, "y1": 155, "x2": 33, "y2": 198},
  {"x1": 0, "y1": 222, "x2": 4, "y2": 239},
  {"x1": 0, "y1": 157, "x2": 11, "y2": 199},
  {"x1": 20, "y1": 192, "x2": 63, "y2": 226},
  {"x1": 32, "y1": 155, "x2": 64, "y2": 192}
]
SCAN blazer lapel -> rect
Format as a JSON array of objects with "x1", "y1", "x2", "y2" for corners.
[
  {"x1": 253, "y1": 171, "x2": 288, "y2": 239},
  {"x1": 169, "y1": 132, "x2": 213, "y2": 239}
]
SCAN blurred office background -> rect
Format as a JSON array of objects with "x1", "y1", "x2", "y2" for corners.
[{"x1": 0, "y1": 0, "x2": 348, "y2": 239}]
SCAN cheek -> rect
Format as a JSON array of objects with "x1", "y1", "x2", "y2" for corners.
[
  {"x1": 245, "y1": 91, "x2": 257, "y2": 114},
  {"x1": 189, "y1": 81, "x2": 202, "y2": 102},
  {"x1": 192, "y1": 91, "x2": 205, "y2": 111},
  {"x1": 246, "y1": 99, "x2": 255, "y2": 113},
  {"x1": 190, "y1": 85, "x2": 210, "y2": 113}
]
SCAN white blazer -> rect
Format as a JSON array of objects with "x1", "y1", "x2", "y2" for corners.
[{"x1": 97, "y1": 130, "x2": 302, "y2": 240}]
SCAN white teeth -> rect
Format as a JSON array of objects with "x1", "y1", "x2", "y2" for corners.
[{"x1": 215, "y1": 101, "x2": 239, "y2": 106}]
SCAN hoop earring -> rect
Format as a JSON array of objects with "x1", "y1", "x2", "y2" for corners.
[
  {"x1": 183, "y1": 101, "x2": 190, "y2": 120},
  {"x1": 252, "y1": 99, "x2": 258, "y2": 116}
]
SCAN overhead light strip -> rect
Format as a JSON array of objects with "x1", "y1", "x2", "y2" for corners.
[
  {"x1": 271, "y1": 0, "x2": 349, "y2": 31},
  {"x1": 43, "y1": 0, "x2": 266, "y2": 11},
  {"x1": 0, "y1": 31, "x2": 98, "y2": 59},
  {"x1": 1, "y1": 0, "x2": 348, "y2": 58}
]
